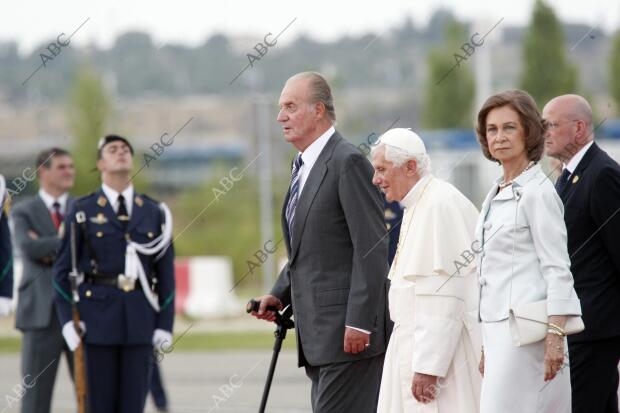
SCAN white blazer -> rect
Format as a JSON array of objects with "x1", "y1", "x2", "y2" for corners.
[{"x1": 476, "y1": 164, "x2": 582, "y2": 322}]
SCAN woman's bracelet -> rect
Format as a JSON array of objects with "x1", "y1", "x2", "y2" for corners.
[
  {"x1": 547, "y1": 326, "x2": 566, "y2": 337},
  {"x1": 548, "y1": 323, "x2": 567, "y2": 336}
]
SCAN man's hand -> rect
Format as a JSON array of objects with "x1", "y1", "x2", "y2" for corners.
[
  {"x1": 343, "y1": 327, "x2": 369, "y2": 354},
  {"x1": 411, "y1": 373, "x2": 439, "y2": 404},
  {"x1": 250, "y1": 295, "x2": 283, "y2": 323}
]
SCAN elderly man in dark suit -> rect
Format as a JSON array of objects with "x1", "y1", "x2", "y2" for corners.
[
  {"x1": 251, "y1": 72, "x2": 389, "y2": 412},
  {"x1": 543, "y1": 94, "x2": 620, "y2": 413},
  {"x1": 12, "y1": 148, "x2": 75, "y2": 413}
]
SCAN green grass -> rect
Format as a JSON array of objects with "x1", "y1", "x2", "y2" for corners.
[{"x1": 0, "y1": 331, "x2": 297, "y2": 353}]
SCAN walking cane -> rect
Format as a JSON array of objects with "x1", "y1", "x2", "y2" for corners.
[{"x1": 246, "y1": 299, "x2": 294, "y2": 413}]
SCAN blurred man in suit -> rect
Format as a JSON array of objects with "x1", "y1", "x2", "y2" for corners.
[
  {"x1": 250, "y1": 72, "x2": 389, "y2": 412},
  {"x1": 544, "y1": 94, "x2": 620, "y2": 413},
  {"x1": 12, "y1": 148, "x2": 75, "y2": 413},
  {"x1": 0, "y1": 174, "x2": 13, "y2": 316}
]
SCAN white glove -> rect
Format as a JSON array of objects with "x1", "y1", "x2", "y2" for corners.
[
  {"x1": 152, "y1": 329, "x2": 173, "y2": 353},
  {"x1": 0, "y1": 297, "x2": 12, "y2": 316},
  {"x1": 62, "y1": 321, "x2": 86, "y2": 351}
]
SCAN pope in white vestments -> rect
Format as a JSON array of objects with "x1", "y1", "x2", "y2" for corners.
[{"x1": 371, "y1": 128, "x2": 482, "y2": 413}]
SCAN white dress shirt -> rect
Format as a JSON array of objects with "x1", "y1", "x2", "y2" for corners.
[
  {"x1": 38, "y1": 189, "x2": 68, "y2": 215},
  {"x1": 563, "y1": 140, "x2": 594, "y2": 175},
  {"x1": 298, "y1": 126, "x2": 335, "y2": 194},
  {"x1": 101, "y1": 183, "x2": 134, "y2": 217}
]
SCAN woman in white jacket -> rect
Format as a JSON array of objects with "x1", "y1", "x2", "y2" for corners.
[{"x1": 475, "y1": 90, "x2": 582, "y2": 412}]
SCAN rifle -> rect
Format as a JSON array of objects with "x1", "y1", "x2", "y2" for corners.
[{"x1": 69, "y1": 222, "x2": 88, "y2": 413}]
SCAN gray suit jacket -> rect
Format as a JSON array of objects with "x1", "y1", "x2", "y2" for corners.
[
  {"x1": 272, "y1": 131, "x2": 389, "y2": 367},
  {"x1": 13, "y1": 195, "x2": 73, "y2": 330}
]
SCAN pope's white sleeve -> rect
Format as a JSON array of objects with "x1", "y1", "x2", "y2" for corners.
[{"x1": 411, "y1": 274, "x2": 465, "y2": 378}]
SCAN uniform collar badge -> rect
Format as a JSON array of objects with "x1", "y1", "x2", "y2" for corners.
[
  {"x1": 97, "y1": 195, "x2": 107, "y2": 207},
  {"x1": 135, "y1": 196, "x2": 144, "y2": 207},
  {"x1": 572, "y1": 175, "x2": 579, "y2": 184}
]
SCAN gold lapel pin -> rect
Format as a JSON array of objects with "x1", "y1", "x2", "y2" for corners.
[
  {"x1": 135, "y1": 196, "x2": 144, "y2": 207},
  {"x1": 572, "y1": 175, "x2": 579, "y2": 184},
  {"x1": 97, "y1": 196, "x2": 107, "y2": 207}
]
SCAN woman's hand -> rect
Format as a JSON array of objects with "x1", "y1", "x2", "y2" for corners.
[{"x1": 544, "y1": 315, "x2": 567, "y2": 381}]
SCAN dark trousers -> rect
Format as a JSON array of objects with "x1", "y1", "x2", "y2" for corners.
[
  {"x1": 149, "y1": 359, "x2": 168, "y2": 409},
  {"x1": 86, "y1": 344, "x2": 151, "y2": 413},
  {"x1": 20, "y1": 313, "x2": 74, "y2": 413},
  {"x1": 569, "y1": 336, "x2": 620, "y2": 413},
  {"x1": 304, "y1": 354, "x2": 384, "y2": 413}
]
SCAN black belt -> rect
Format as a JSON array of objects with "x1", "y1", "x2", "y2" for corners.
[{"x1": 85, "y1": 273, "x2": 143, "y2": 292}]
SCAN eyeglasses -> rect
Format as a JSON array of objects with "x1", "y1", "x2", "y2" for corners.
[{"x1": 543, "y1": 119, "x2": 580, "y2": 131}]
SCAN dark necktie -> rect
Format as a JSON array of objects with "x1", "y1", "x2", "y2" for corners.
[
  {"x1": 117, "y1": 194, "x2": 129, "y2": 226},
  {"x1": 555, "y1": 168, "x2": 571, "y2": 194},
  {"x1": 285, "y1": 154, "x2": 304, "y2": 242},
  {"x1": 51, "y1": 201, "x2": 63, "y2": 230}
]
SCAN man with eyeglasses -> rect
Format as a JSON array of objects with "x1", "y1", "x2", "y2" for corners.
[{"x1": 543, "y1": 94, "x2": 620, "y2": 413}]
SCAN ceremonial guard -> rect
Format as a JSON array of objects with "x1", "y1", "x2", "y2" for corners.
[
  {"x1": 0, "y1": 174, "x2": 13, "y2": 316},
  {"x1": 53, "y1": 135, "x2": 175, "y2": 413}
]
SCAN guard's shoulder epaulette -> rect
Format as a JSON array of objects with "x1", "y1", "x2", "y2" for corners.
[
  {"x1": 73, "y1": 192, "x2": 98, "y2": 207},
  {"x1": 138, "y1": 193, "x2": 161, "y2": 206}
]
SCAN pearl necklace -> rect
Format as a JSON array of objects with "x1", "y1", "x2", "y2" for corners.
[{"x1": 498, "y1": 161, "x2": 535, "y2": 189}]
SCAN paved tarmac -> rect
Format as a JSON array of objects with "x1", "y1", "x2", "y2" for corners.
[{"x1": 0, "y1": 350, "x2": 312, "y2": 413}]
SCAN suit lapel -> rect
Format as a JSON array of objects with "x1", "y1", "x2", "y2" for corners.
[
  {"x1": 281, "y1": 187, "x2": 292, "y2": 256},
  {"x1": 33, "y1": 196, "x2": 56, "y2": 235},
  {"x1": 288, "y1": 132, "x2": 341, "y2": 262},
  {"x1": 561, "y1": 143, "x2": 600, "y2": 205}
]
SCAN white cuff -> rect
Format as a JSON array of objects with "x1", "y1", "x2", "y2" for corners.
[{"x1": 346, "y1": 325, "x2": 371, "y2": 334}]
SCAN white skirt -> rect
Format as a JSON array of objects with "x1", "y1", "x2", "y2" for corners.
[{"x1": 480, "y1": 320, "x2": 571, "y2": 413}]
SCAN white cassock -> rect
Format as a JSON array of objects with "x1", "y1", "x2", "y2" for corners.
[{"x1": 378, "y1": 174, "x2": 482, "y2": 413}]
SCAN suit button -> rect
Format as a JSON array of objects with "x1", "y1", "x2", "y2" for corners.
[
  {"x1": 478, "y1": 277, "x2": 487, "y2": 286},
  {"x1": 483, "y1": 222, "x2": 492, "y2": 230},
  {"x1": 85, "y1": 290, "x2": 92, "y2": 297},
  {"x1": 147, "y1": 232, "x2": 154, "y2": 239},
  {"x1": 96, "y1": 231, "x2": 103, "y2": 238}
]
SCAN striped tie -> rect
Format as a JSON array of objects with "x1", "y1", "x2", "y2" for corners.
[{"x1": 285, "y1": 154, "x2": 304, "y2": 242}]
